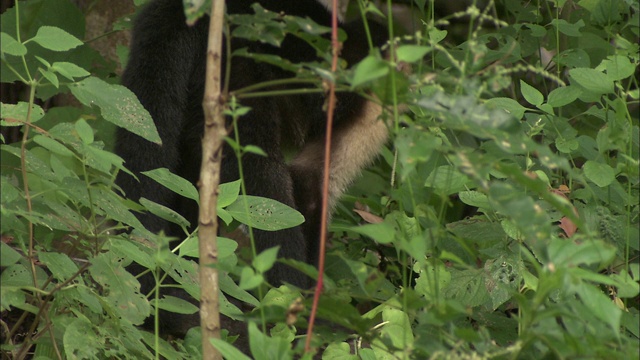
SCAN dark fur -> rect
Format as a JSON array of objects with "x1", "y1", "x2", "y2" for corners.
[{"x1": 116, "y1": 0, "x2": 387, "y2": 336}]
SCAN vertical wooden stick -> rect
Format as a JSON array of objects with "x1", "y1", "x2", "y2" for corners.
[{"x1": 199, "y1": 0, "x2": 226, "y2": 359}]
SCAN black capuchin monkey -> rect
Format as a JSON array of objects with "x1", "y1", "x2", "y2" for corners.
[{"x1": 115, "y1": 0, "x2": 389, "y2": 336}]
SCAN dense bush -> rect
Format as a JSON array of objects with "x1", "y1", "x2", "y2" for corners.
[{"x1": 1, "y1": 0, "x2": 638, "y2": 359}]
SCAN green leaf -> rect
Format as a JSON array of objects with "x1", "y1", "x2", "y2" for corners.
[
  {"x1": 218, "y1": 180, "x2": 241, "y2": 208},
  {"x1": 525, "y1": 23, "x2": 547, "y2": 37},
  {"x1": 239, "y1": 267, "x2": 263, "y2": 290},
  {"x1": 51, "y1": 62, "x2": 90, "y2": 80},
  {"x1": 548, "y1": 238, "x2": 616, "y2": 267},
  {"x1": 0, "y1": 284, "x2": 26, "y2": 312},
  {"x1": 142, "y1": 168, "x2": 199, "y2": 203},
  {"x1": 38, "y1": 69, "x2": 59, "y2": 88},
  {"x1": 63, "y1": 316, "x2": 101, "y2": 359},
  {"x1": 248, "y1": 322, "x2": 292, "y2": 360},
  {"x1": 0, "y1": 243, "x2": 22, "y2": 267},
  {"x1": 151, "y1": 295, "x2": 199, "y2": 314},
  {"x1": 555, "y1": 137, "x2": 579, "y2": 153},
  {"x1": 38, "y1": 252, "x2": 80, "y2": 282},
  {"x1": 210, "y1": 338, "x2": 251, "y2": 360},
  {"x1": 109, "y1": 238, "x2": 156, "y2": 270},
  {"x1": 1, "y1": 102, "x2": 44, "y2": 125},
  {"x1": 550, "y1": 18, "x2": 585, "y2": 37},
  {"x1": 179, "y1": 236, "x2": 238, "y2": 259},
  {"x1": 69, "y1": 77, "x2": 160, "y2": 144},
  {"x1": 428, "y1": 28, "x2": 447, "y2": 43},
  {"x1": 569, "y1": 68, "x2": 614, "y2": 95},
  {"x1": 253, "y1": 246, "x2": 279, "y2": 273},
  {"x1": 90, "y1": 187, "x2": 145, "y2": 230},
  {"x1": 226, "y1": 195, "x2": 304, "y2": 231},
  {"x1": 576, "y1": 282, "x2": 621, "y2": 333},
  {"x1": 458, "y1": 191, "x2": 491, "y2": 209},
  {"x1": 425, "y1": 165, "x2": 470, "y2": 195},
  {"x1": 33, "y1": 135, "x2": 74, "y2": 157},
  {"x1": 547, "y1": 86, "x2": 582, "y2": 107},
  {"x1": 351, "y1": 55, "x2": 389, "y2": 88},
  {"x1": 444, "y1": 268, "x2": 490, "y2": 307},
  {"x1": 0, "y1": 32, "x2": 27, "y2": 56},
  {"x1": 395, "y1": 45, "x2": 432, "y2": 63},
  {"x1": 350, "y1": 222, "x2": 395, "y2": 244},
  {"x1": 583, "y1": 160, "x2": 615, "y2": 187},
  {"x1": 601, "y1": 55, "x2": 636, "y2": 81},
  {"x1": 88, "y1": 251, "x2": 150, "y2": 325},
  {"x1": 520, "y1": 80, "x2": 544, "y2": 106},
  {"x1": 29, "y1": 26, "x2": 83, "y2": 51},
  {"x1": 75, "y1": 118, "x2": 94, "y2": 144},
  {"x1": 485, "y1": 97, "x2": 527, "y2": 119},
  {"x1": 379, "y1": 307, "x2": 414, "y2": 350},
  {"x1": 140, "y1": 197, "x2": 191, "y2": 228}
]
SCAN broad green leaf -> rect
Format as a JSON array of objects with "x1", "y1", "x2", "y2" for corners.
[
  {"x1": 425, "y1": 165, "x2": 470, "y2": 195},
  {"x1": 547, "y1": 86, "x2": 582, "y2": 107},
  {"x1": 253, "y1": 246, "x2": 279, "y2": 273},
  {"x1": 108, "y1": 238, "x2": 156, "y2": 270},
  {"x1": 151, "y1": 295, "x2": 199, "y2": 314},
  {"x1": 33, "y1": 135, "x2": 74, "y2": 157},
  {"x1": 239, "y1": 267, "x2": 263, "y2": 290},
  {"x1": 322, "y1": 342, "x2": 357, "y2": 359},
  {"x1": 69, "y1": 77, "x2": 160, "y2": 144},
  {"x1": 380, "y1": 307, "x2": 414, "y2": 350},
  {"x1": 525, "y1": 23, "x2": 547, "y2": 37},
  {"x1": 29, "y1": 26, "x2": 83, "y2": 51},
  {"x1": 350, "y1": 222, "x2": 395, "y2": 244},
  {"x1": 179, "y1": 236, "x2": 238, "y2": 259},
  {"x1": 210, "y1": 338, "x2": 251, "y2": 360},
  {"x1": 75, "y1": 118, "x2": 94, "y2": 144},
  {"x1": 0, "y1": 285, "x2": 26, "y2": 312},
  {"x1": 352, "y1": 55, "x2": 389, "y2": 88},
  {"x1": 444, "y1": 268, "x2": 490, "y2": 307},
  {"x1": 218, "y1": 180, "x2": 241, "y2": 208},
  {"x1": 0, "y1": 32, "x2": 26, "y2": 56},
  {"x1": 583, "y1": 160, "x2": 615, "y2": 187},
  {"x1": 139, "y1": 331, "x2": 185, "y2": 359},
  {"x1": 248, "y1": 322, "x2": 293, "y2": 360},
  {"x1": 548, "y1": 238, "x2": 616, "y2": 267},
  {"x1": 0, "y1": 242, "x2": 22, "y2": 267},
  {"x1": 1, "y1": 102, "x2": 44, "y2": 125},
  {"x1": 550, "y1": 18, "x2": 585, "y2": 37},
  {"x1": 140, "y1": 197, "x2": 190, "y2": 228},
  {"x1": 428, "y1": 28, "x2": 447, "y2": 43},
  {"x1": 38, "y1": 69, "x2": 59, "y2": 88},
  {"x1": 520, "y1": 80, "x2": 544, "y2": 106},
  {"x1": 458, "y1": 191, "x2": 491, "y2": 209},
  {"x1": 142, "y1": 168, "x2": 199, "y2": 202},
  {"x1": 601, "y1": 55, "x2": 636, "y2": 81},
  {"x1": 226, "y1": 195, "x2": 304, "y2": 231},
  {"x1": 38, "y1": 252, "x2": 79, "y2": 282},
  {"x1": 569, "y1": 68, "x2": 614, "y2": 95},
  {"x1": 63, "y1": 316, "x2": 101, "y2": 359},
  {"x1": 555, "y1": 137, "x2": 579, "y2": 153},
  {"x1": 414, "y1": 261, "x2": 451, "y2": 301},
  {"x1": 576, "y1": 282, "x2": 621, "y2": 333},
  {"x1": 88, "y1": 251, "x2": 150, "y2": 325},
  {"x1": 485, "y1": 257, "x2": 522, "y2": 310},
  {"x1": 447, "y1": 219, "x2": 505, "y2": 243},
  {"x1": 396, "y1": 45, "x2": 432, "y2": 63},
  {"x1": 91, "y1": 187, "x2": 145, "y2": 229},
  {"x1": 51, "y1": 61, "x2": 90, "y2": 80},
  {"x1": 485, "y1": 97, "x2": 527, "y2": 119},
  {"x1": 220, "y1": 273, "x2": 259, "y2": 307}
]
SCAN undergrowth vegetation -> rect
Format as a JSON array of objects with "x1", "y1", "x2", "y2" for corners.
[{"x1": 1, "y1": 0, "x2": 638, "y2": 359}]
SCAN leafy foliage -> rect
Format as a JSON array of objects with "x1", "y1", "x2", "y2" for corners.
[{"x1": 1, "y1": 0, "x2": 639, "y2": 359}]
